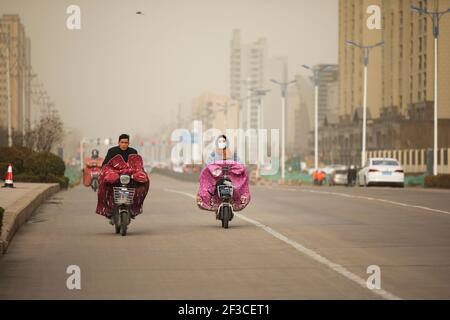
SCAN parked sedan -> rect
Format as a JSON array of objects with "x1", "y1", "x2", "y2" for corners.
[
  {"x1": 329, "y1": 166, "x2": 348, "y2": 186},
  {"x1": 358, "y1": 158, "x2": 405, "y2": 187}
]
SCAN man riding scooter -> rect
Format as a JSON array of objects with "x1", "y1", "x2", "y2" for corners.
[
  {"x1": 83, "y1": 149, "x2": 103, "y2": 192},
  {"x1": 96, "y1": 134, "x2": 149, "y2": 235},
  {"x1": 101, "y1": 134, "x2": 138, "y2": 167}
]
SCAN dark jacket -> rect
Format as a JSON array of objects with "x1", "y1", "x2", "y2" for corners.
[{"x1": 102, "y1": 146, "x2": 138, "y2": 167}]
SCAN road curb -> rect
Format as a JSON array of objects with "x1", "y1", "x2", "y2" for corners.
[{"x1": 0, "y1": 183, "x2": 60, "y2": 255}]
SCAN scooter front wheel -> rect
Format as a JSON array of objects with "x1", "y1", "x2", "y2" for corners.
[
  {"x1": 221, "y1": 206, "x2": 231, "y2": 229},
  {"x1": 120, "y1": 210, "x2": 129, "y2": 236},
  {"x1": 92, "y1": 179, "x2": 99, "y2": 192}
]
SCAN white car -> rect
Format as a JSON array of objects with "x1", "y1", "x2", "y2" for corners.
[
  {"x1": 329, "y1": 165, "x2": 349, "y2": 186},
  {"x1": 358, "y1": 158, "x2": 405, "y2": 188}
]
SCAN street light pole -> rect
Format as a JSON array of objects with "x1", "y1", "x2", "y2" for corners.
[
  {"x1": 6, "y1": 46, "x2": 12, "y2": 147},
  {"x1": 250, "y1": 88, "x2": 270, "y2": 133},
  {"x1": 259, "y1": 96, "x2": 263, "y2": 132},
  {"x1": 302, "y1": 65, "x2": 332, "y2": 170},
  {"x1": 22, "y1": 68, "x2": 26, "y2": 143},
  {"x1": 243, "y1": 78, "x2": 253, "y2": 130},
  {"x1": 271, "y1": 79, "x2": 297, "y2": 180},
  {"x1": 346, "y1": 40, "x2": 384, "y2": 168},
  {"x1": 233, "y1": 94, "x2": 257, "y2": 131},
  {"x1": 362, "y1": 50, "x2": 369, "y2": 169},
  {"x1": 216, "y1": 101, "x2": 230, "y2": 131},
  {"x1": 0, "y1": 32, "x2": 12, "y2": 147},
  {"x1": 80, "y1": 138, "x2": 86, "y2": 171},
  {"x1": 21, "y1": 67, "x2": 35, "y2": 144},
  {"x1": 314, "y1": 83, "x2": 318, "y2": 169},
  {"x1": 22, "y1": 66, "x2": 28, "y2": 143},
  {"x1": 250, "y1": 88, "x2": 270, "y2": 176},
  {"x1": 411, "y1": 6, "x2": 450, "y2": 176}
]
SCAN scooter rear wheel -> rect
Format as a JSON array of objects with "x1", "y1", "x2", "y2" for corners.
[{"x1": 113, "y1": 212, "x2": 120, "y2": 234}]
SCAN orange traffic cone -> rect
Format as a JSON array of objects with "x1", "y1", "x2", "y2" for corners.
[{"x1": 3, "y1": 163, "x2": 14, "y2": 188}]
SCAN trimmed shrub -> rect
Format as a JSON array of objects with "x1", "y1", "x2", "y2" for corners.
[
  {"x1": 0, "y1": 146, "x2": 33, "y2": 177},
  {"x1": 424, "y1": 174, "x2": 450, "y2": 189},
  {"x1": 0, "y1": 147, "x2": 68, "y2": 189},
  {"x1": 25, "y1": 151, "x2": 65, "y2": 177}
]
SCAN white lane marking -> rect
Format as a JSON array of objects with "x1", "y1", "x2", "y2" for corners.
[
  {"x1": 163, "y1": 187, "x2": 402, "y2": 300},
  {"x1": 287, "y1": 188, "x2": 450, "y2": 216}
]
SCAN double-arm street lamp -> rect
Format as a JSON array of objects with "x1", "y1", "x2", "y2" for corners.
[
  {"x1": 302, "y1": 64, "x2": 333, "y2": 170},
  {"x1": 411, "y1": 5, "x2": 450, "y2": 175},
  {"x1": 345, "y1": 40, "x2": 384, "y2": 167},
  {"x1": 250, "y1": 88, "x2": 271, "y2": 132},
  {"x1": 270, "y1": 79, "x2": 297, "y2": 180}
]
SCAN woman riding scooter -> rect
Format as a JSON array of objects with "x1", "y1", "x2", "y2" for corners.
[
  {"x1": 83, "y1": 149, "x2": 103, "y2": 192},
  {"x1": 206, "y1": 135, "x2": 240, "y2": 165},
  {"x1": 197, "y1": 135, "x2": 251, "y2": 228}
]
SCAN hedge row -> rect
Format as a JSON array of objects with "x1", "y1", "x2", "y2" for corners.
[
  {"x1": 424, "y1": 174, "x2": 450, "y2": 189},
  {"x1": 0, "y1": 146, "x2": 68, "y2": 189}
]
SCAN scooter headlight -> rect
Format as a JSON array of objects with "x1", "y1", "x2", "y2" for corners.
[{"x1": 120, "y1": 174, "x2": 131, "y2": 185}]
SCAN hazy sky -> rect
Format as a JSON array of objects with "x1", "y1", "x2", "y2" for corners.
[{"x1": 0, "y1": 0, "x2": 338, "y2": 140}]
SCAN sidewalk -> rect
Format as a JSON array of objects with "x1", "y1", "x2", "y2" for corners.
[{"x1": 0, "y1": 183, "x2": 60, "y2": 254}]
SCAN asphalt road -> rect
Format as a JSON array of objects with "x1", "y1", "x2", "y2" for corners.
[{"x1": 1, "y1": 174, "x2": 449, "y2": 299}]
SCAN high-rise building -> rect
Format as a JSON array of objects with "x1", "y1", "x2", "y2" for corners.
[
  {"x1": 314, "y1": 64, "x2": 339, "y2": 125},
  {"x1": 326, "y1": 0, "x2": 450, "y2": 166},
  {"x1": 325, "y1": 80, "x2": 340, "y2": 121},
  {"x1": 286, "y1": 74, "x2": 314, "y2": 156},
  {"x1": 381, "y1": 0, "x2": 450, "y2": 121},
  {"x1": 339, "y1": 0, "x2": 450, "y2": 122},
  {"x1": 338, "y1": 0, "x2": 383, "y2": 120},
  {"x1": 230, "y1": 29, "x2": 289, "y2": 132},
  {"x1": 230, "y1": 29, "x2": 268, "y2": 130},
  {"x1": 0, "y1": 14, "x2": 27, "y2": 139}
]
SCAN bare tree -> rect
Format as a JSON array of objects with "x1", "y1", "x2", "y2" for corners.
[
  {"x1": 34, "y1": 111, "x2": 64, "y2": 152},
  {"x1": 23, "y1": 120, "x2": 37, "y2": 150}
]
